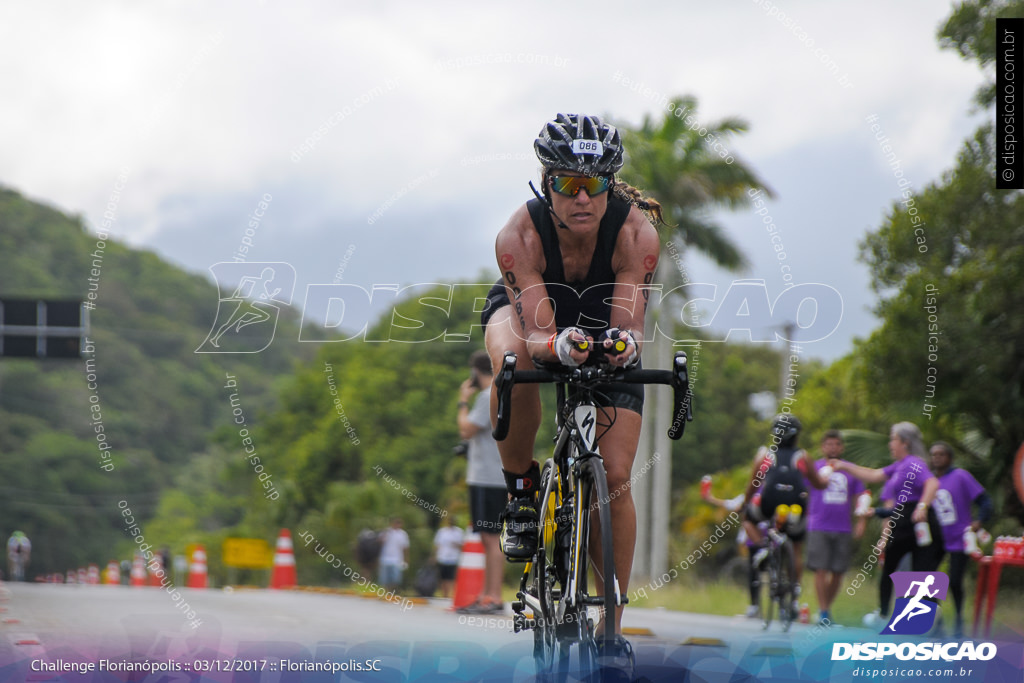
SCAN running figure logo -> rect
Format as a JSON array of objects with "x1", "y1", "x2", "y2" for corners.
[
  {"x1": 882, "y1": 571, "x2": 949, "y2": 635},
  {"x1": 196, "y1": 262, "x2": 295, "y2": 353}
]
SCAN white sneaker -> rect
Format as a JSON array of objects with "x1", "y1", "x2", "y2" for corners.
[
  {"x1": 862, "y1": 609, "x2": 883, "y2": 629},
  {"x1": 745, "y1": 605, "x2": 761, "y2": 619}
]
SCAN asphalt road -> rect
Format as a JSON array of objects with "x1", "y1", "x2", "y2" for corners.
[{"x1": 0, "y1": 581, "x2": 987, "y2": 682}]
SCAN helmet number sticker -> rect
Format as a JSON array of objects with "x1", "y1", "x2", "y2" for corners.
[{"x1": 572, "y1": 139, "x2": 603, "y2": 156}]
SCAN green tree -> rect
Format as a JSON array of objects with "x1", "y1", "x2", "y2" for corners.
[
  {"x1": 938, "y1": 0, "x2": 1024, "y2": 107},
  {"x1": 859, "y1": 124, "x2": 1024, "y2": 507},
  {"x1": 854, "y1": 0, "x2": 1024, "y2": 519}
]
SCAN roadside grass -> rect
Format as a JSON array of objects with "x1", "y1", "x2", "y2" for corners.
[{"x1": 624, "y1": 571, "x2": 1024, "y2": 636}]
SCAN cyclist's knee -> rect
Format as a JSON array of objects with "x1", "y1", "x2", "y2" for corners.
[{"x1": 602, "y1": 461, "x2": 634, "y2": 498}]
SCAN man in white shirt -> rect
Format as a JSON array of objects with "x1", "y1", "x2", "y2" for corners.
[
  {"x1": 378, "y1": 517, "x2": 409, "y2": 590},
  {"x1": 432, "y1": 517, "x2": 464, "y2": 598}
]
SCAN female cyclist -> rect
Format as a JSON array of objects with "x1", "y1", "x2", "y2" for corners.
[{"x1": 480, "y1": 113, "x2": 663, "y2": 662}]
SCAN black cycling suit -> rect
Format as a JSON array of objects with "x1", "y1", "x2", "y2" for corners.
[
  {"x1": 753, "y1": 446, "x2": 809, "y2": 541},
  {"x1": 481, "y1": 195, "x2": 643, "y2": 414}
]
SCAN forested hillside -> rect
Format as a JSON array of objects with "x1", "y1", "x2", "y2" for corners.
[{"x1": 0, "y1": 186, "x2": 313, "y2": 573}]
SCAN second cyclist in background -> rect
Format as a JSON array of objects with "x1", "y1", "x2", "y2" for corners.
[{"x1": 742, "y1": 416, "x2": 827, "y2": 596}]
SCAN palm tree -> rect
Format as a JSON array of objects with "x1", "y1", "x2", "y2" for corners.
[
  {"x1": 617, "y1": 94, "x2": 774, "y2": 270},
  {"x1": 614, "y1": 95, "x2": 776, "y2": 580}
]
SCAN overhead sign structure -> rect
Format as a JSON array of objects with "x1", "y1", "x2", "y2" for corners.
[{"x1": 0, "y1": 299, "x2": 88, "y2": 358}]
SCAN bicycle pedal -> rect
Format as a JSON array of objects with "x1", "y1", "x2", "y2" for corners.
[{"x1": 513, "y1": 614, "x2": 533, "y2": 633}]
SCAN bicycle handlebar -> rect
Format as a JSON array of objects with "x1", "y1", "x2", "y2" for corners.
[{"x1": 492, "y1": 351, "x2": 693, "y2": 442}]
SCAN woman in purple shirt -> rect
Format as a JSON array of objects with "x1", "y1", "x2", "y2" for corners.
[
  {"x1": 929, "y1": 441, "x2": 992, "y2": 637},
  {"x1": 832, "y1": 422, "x2": 943, "y2": 626}
]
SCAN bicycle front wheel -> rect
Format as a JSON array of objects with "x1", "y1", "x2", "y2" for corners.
[
  {"x1": 531, "y1": 459, "x2": 560, "y2": 675},
  {"x1": 567, "y1": 456, "x2": 617, "y2": 673},
  {"x1": 759, "y1": 554, "x2": 774, "y2": 630}
]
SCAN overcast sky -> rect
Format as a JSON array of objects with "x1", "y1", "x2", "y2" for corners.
[{"x1": 0, "y1": 1, "x2": 987, "y2": 362}]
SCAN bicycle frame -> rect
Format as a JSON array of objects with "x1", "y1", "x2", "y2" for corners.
[{"x1": 496, "y1": 351, "x2": 692, "y2": 678}]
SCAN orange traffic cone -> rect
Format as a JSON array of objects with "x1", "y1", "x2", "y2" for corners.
[
  {"x1": 77, "y1": 568, "x2": 87, "y2": 584},
  {"x1": 130, "y1": 555, "x2": 147, "y2": 587},
  {"x1": 87, "y1": 564, "x2": 100, "y2": 585},
  {"x1": 104, "y1": 561, "x2": 119, "y2": 585},
  {"x1": 148, "y1": 554, "x2": 165, "y2": 587},
  {"x1": 66, "y1": 570, "x2": 76, "y2": 584},
  {"x1": 270, "y1": 529, "x2": 297, "y2": 589},
  {"x1": 450, "y1": 530, "x2": 485, "y2": 611},
  {"x1": 187, "y1": 545, "x2": 208, "y2": 588}
]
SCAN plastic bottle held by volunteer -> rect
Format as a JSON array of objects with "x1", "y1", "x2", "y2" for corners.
[
  {"x1": 914, "y1": 520, "x2": 932, "y2": 546},
  {"x1": 963, "y1": 528, "x2": 981, "y2": 557},
  {"x1": 855, "y1": 491, "x2": 872, "y2": 516}
]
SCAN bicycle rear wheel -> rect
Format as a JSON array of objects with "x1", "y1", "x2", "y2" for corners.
[{"x1": 777, "y1": 539, "x2": 797, "y2": 632}]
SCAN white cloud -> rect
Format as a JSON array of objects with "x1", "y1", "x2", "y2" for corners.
[{"x1": 0, "y1": 1, "x2": 987, "y2": 360}]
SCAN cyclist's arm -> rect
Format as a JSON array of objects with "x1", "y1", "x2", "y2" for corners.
[
  {"x1": 744, "y1": 447, "x2": 770, "y2": 503},
  {"x1": 495, "y1": 209, "x2": 588, "y2": 365},
  {"x1": 797, "y1": 452, "x2": 828, "y2": 489},
  {"x1": 607, "y1": 209, "x2": 660, "y2": 362}
]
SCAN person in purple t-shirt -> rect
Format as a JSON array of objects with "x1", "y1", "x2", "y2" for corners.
[
  {"x1": 832, "y1": 421, "x2": 943, "y2": 627},
  {"x1": 929, "y1": 441, "x2": 993, "y2": 637},
  {"x1": 805, "y1": 430, "x2": 867, "y2": 625}
]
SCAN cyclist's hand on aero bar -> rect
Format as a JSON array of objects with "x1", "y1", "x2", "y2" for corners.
[
  {"x1": 549, "y1": 327, "x2": 591, "y2": 367},
  {"x1": 599, "y1": 328, "x2": 638, "y2": 368}
]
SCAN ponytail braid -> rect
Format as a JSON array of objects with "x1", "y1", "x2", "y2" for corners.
[{"x1": 612, "y1": 180, "x2": 667, "y2": 227}]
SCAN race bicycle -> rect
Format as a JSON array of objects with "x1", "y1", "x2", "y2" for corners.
[
  {"x1": 493, "y1": 350, "x2": 692, "y2": 678},
  {"x1": 753, "y1": 509, "x2": 800, "y2": 631}
]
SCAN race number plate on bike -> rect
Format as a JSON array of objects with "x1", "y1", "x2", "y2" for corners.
[{"x1": 574, "y1": 405, "x2": 598, "y2": 452}]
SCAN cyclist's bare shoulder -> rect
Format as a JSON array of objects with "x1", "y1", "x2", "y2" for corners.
[
  {"x1": 612, "y1": 206, "x2": 659, "y2": 274},
  {"x1": 495, "y1": 204, "x2": 545, "y2": 276}
]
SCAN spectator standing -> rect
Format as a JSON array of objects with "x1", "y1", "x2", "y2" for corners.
[
  {"x1": 804, "y1": 430, "x2": 866, "y2": 625},
  {"x1": 456, "y1": 350, "x2": 506, "y2": 614},
  {"x1": 378, "y1": 517, "x2": 409, "y2": 591},
  {"x1": 432, "y1": 516, "x2": 464, "y2": 599},
  {"x1": 929, "y1": 441, "x2": 993, "y2": 637}
]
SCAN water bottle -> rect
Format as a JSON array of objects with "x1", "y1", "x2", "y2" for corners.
[
  {"x1": 799, "y1": 603, "x2": 810, "y2": 624},
  {"x1": 963, "y1": 528, "x2": 981, "y2": 557},
  {"x1": 776, "y1": 504, "x2": 790, "y2": 529},
  {"x1": 788, "y1": 504, "x2": 803, "y2": 528},
  {"x1": 855, "y1": 491, "x2": 873, "y2": 516},
  {"x1": 914, "y1": 521, "x2": 933, "y2": 546},
  {"x1": 700, "y1": 475, "x2": 712, "y2": 499}
]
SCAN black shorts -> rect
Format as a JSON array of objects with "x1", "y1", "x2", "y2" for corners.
[
  {"x1": 469, "y1": 485, "x2": 506, "y2": 534},
  {"x1": 438, "y1": 562, "x2": 458, "y2": 581},
  {"x1": 480, "y1": 280, "x2": 645, "y2": 415}
]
